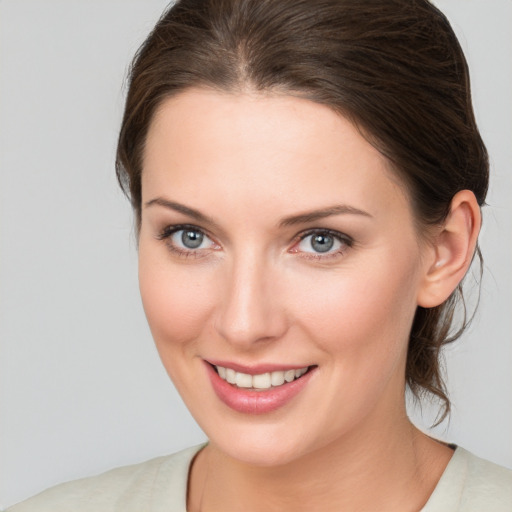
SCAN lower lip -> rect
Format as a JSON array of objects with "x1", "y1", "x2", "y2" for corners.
[{"x1": 205, "y1": 363, "x2": 315, "y2": 414}]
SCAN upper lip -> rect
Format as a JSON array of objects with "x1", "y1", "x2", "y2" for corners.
[{"x1": 205, "y1": 359, "x2": 312, "y2": 375}]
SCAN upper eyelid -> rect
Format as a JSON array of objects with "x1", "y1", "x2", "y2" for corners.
[
  {"x1": 157, "y1": 223, "x2": 212, "y2": 240},
  {"x1": 157, "y1": 225, "x2": 218, "y2": 258},
  {"x1": 157, "y1": 224, "x2": 352, "y2": 253},
  {"x1": 295, "y1": 228, "x2": 353, "y2": 243},
  {"x1": 158, "y1": 225, "x2": 350, "y2": 238}
]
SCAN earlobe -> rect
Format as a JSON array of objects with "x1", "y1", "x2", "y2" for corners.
[{"x1": 417, "y1": 190, "x2": 481, "y2": 308}]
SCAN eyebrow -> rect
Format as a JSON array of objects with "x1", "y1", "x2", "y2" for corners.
[
  {"x1": 278, "y1": 204, "x2": 372, "y2": 227},
  {"x1": 145, "y1": 197, "x2": 372, "y2": 228},
  {"x1": 145, "y1": 197, "x2": 219, "y2": 227}
]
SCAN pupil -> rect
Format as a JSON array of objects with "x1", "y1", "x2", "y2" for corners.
[
  {"x1": 182, "y1": 230, "x2": 203, "y2": 249},
  {"x1": 311, "y1": 234, "x2": 333, "y2": 253}
]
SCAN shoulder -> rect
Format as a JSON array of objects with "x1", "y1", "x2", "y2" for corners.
[
  {"x1": 423, "y1": 446, "x2": 512, "y2": 512},
  {"x1": 6, "y1": 444, "x2": 204, "y2": 512},
  {"x1": 458, "y1": 448, "x2": 512, "y2": 510}
]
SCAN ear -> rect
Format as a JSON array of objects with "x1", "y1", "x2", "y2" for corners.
[{"x1": 417, "y1": 190, "x2": 482, "y2": 308}]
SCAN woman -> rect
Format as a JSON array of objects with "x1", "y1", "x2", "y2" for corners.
[{"x1": 7, "y1": 0, "x2": 512, "y2": 510}]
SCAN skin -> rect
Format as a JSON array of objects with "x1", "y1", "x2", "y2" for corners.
[{"x1": 138, "y1": 88, "x2": 480, "y2": 511}]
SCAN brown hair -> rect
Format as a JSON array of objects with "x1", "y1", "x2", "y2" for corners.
[{"x1": 116, "y1": 0, "x2": 489, "y2": 420}]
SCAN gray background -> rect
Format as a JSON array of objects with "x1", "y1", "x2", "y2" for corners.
[{"x1": 1, "y1": 0, "x2": 510, "y2": 508}]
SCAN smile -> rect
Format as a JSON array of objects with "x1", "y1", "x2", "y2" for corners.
[
  {"x1": 206, "y1": 361, "x2": 316, "y2": 414},
  {"x1": 215, "y1": 365, "x2": 309, "y2": 390}
]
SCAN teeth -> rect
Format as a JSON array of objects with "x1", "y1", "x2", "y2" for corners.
[
  {"x1": 215, "y1": 365, "x2": 309, "y2": 389},
  {"x1": 226, "y1": 368, "x2": 236, "y2": 384},
  {"x1": 236, "y1": 372, "x2": 252, "y2": 388},
  {"x1": 284, "y1": 369, "x2": 295, "y2": 382},
  {"x1": 270, "y1": 371, "x2": 285, "y2": 386},
  {"x1": 253, "y1": 372, "x2": 271, "y2": 389}
]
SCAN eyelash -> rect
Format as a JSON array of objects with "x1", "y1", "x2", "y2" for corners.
[
  {"x1": 156, "y1": 224, "x2": 218, "y2": 259},
  {"x1": 156, "y1": 224, "x2": 353, "y2": 261},
  {"x1": 291, "y1": 228, "x2": 353, "y2": 261}
]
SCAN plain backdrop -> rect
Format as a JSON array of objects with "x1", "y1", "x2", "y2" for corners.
[{"x1": 1, "y1": 0, "x2": 511, "y2": 507}]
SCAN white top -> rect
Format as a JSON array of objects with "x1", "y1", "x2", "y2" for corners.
[{"x1": 7, "y1": 445, "x2": 512, "y2": 511}]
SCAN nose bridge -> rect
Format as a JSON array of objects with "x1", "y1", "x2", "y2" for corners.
[{"x1": 215, "y1": 248, "x2": 286, "y2": 347}]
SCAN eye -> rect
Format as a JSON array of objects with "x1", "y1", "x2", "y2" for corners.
[
  {"x1": 173, "y1": 228, "x2": 207, "y2": 249},
  {"x1": 292, "y1": 229, "x2": 352, "y2": 258},
  {"x1": 157, "y1": 224, "x2": 219, "y2": 257}
]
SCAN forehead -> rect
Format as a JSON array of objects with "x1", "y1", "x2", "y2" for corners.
[{"x1": 142, "y1": 88, "x2": 411, "y2": 222}]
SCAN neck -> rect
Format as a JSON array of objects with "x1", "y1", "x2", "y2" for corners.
[{"x1": 188, "y1": 405, "x2": 453, "y2": 512}]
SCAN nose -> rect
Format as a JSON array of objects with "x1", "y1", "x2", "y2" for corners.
[{"x1": 214, "y1": 254, "x2": 288, "y2": 349}]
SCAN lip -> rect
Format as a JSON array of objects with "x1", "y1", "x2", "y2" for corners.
[
  {"x1": 205, "y1": 361, "x2": 316, "y2": 414},
  {"x1": 206, "y1": 359, "x2": 308, "y2": 375}
]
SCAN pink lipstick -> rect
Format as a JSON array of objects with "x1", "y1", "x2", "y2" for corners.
[{"x1": 205, "y1": 361, "x2": 316, "y2": 414}]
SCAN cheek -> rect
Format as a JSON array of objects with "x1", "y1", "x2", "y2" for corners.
[
  {"x1": 138, "y1": 247, "x2": 215, "y2": 354},
  {"x1": 290, "y1": 255, "x2": 420, "y2": 371}
]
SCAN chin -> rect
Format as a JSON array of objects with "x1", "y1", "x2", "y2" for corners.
[
  {"x1": 198, "y1": 408, "x2": 340, "y2": 468},
  {"x1": 211, "y1": 432, "x2": 305, "y2": 467}
]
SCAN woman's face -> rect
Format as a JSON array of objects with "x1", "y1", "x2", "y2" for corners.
[{"x1": 139, "y1": 89, "x2": 432, "y2": 465}]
